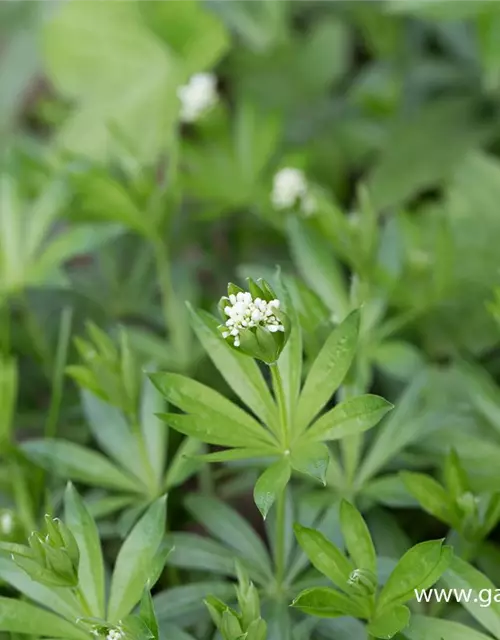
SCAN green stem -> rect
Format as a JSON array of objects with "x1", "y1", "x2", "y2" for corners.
[
  {"x1": 275, "y1": 489, "x2": 286, "y2": 588},
  {"x1": 74, "y1": 585, "x2": 92, "y2": 617},
  {"x1": 152, "y1": 238, "x2": 188, "y2": 370},
  {"x1": 269, "y1": 362, "x2": 288, "y2": 588},
  {"x1": 270, "y1": 363, "x2": 288, "y2": 448},
  {"x1": 45, "y1": 307, "x2": 73, "y2": 440}
]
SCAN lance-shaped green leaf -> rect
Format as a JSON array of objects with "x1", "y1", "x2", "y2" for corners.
[
  {"x1": 188, "y1": 306, "x2": 277, "y2": 430},
  {"x1": 367, "y1": 605, "x2": 410, "y2": 639},
  {"x1": 107, "y1": 496, "x2": 167, "y2": 622},
  {"x1": 291, "y1": 442, "x2": 329, "y2": 484},
  {"x1": 185, "y1": 495, "x2": 272, "y2": 579},
  {"x1": 0, "y1": 597, "x2": 87, "y2": 639},
  {"x1": 441, "y1": 556, "x2": 500, "y2": 638},
  {"x1": 444, "y1": 449, "x2": 470, "y2": 501},
  {"x1": 400, "y1": 472, "x2": 458, "y2": 527},
  {"x1": 296, "y1": 310, "x2": 360, "y2": 432},
  {"x1": 291, "y1": 587, "x2": 368, "y2": 619},
  {"x1": 294, "y1": 524, "x2": 354, "y2": 589},
  {"x1": 254, "y1": 457, "x2": 291, "y2": 519},
  {"x1": 377, "y1": 539, "x2": 452, "y2": 610},
  {"x1": 306, "y1": 395, "x2": 393, "y2": 442},
  {"x1": 21, "y1": 439, "x2": 142, "y2": 493},
  {"x1": 340, "y1": 500, "x2": 376, "y2": 575},
  {"x1": 405, "y1": 615, "x2": 493, "y2": 640},
  {"x1": 64, "y1": 483, "x2": 105, "y2": 618},
  {"x1": 150, "y1": 373, "x2": 276, "y2": 448},
  {"x1": 140, "y1": 589, "x2": 159, "y2": 640},
  {"x1": 158, "y1": 413, "x2": 276, "y2": 450}
]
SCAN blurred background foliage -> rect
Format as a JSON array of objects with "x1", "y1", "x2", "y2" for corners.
[{"x1": 3, "y1": 0, "x2": 500, "y2": 637}]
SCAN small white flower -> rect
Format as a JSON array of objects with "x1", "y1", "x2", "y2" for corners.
[
  {"x1": 222, "y1": 291, "x2": 284, "y2": 347},
  {"x1": 271, "y1": 167, "x2": 316, "y2": 215},
  {"x1": 177, "y1": 72, "x2": 218, "y2": 123},
  {"x1": 106, "y1": 628, "x2": 124, "y2": 640},
  {"x1": 0, "y1": 512, "x2": 14, "y2": 535}
]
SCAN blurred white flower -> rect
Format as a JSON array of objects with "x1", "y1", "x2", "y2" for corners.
[
  {"x1": 271, "y1": 167, "x2": 316, "y2": 215},
  {"x1": 0, "y1": 511, "x2": 13, "y2": 535},
  {"x1": 106, "y1": 629, "x2": 123, "y2": 640},
  {"x1": 177, "y1": 73, "x2": 218, "y2": 123}
]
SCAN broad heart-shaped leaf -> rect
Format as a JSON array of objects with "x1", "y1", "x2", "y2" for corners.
[
  {"x1": 187, "y1": 306, "x2": 278, "y2": 431},
  {"x1": 150, "y1": 372, "x2": 276, "y2": 449},
  {"x1": 291, "y1": 442, "x2": 329, "y2": 484},
  {"x1": 400, "y1": 471, "x2": 457, "y2": 527},
  {"x1": 21, "y1": 439, "x2": 142, "y2": 493},
  {"x1": 43, "y1": 1, "x2": 180, "y2": 162},
  {"x1": 107, "y1": 496, "x2": 167, "y2": 622},
  {"x1": 340, "y1": 500, "x2": 376, "y2": 575},
  {"x1": 64, "y1": 483, "x2": 105, "y2": 618},
  {"x1": 0, "y1": 597, "x2": 87, "y2": 639},
  {"x1": 294, "y1": 524, "x2": 354, "y2": 589},
  {"x1": 377, "y1": 539, "x2": 452, "y2": 610},
  {"x1": 254, "y1": 457, "x2": 291, "y2": 519},
  {"x1": 296, "y1": 310, "x2": 360, "y2": 432},
  {"x1": 291, "y1": 587, "x2": 368, "y2": 619},
  {"x1": 367, "y1": 604, "x2": 410, "y2": 639},
  {"x1": 405, "y1": 615, "x2": 494, "y2": 640},
  {"x1": 305, "y1": 394, "x2": 393, "y2": 442},
  {"x1": 441, "y1": 556, "x2": 500, "y2": 638},
  {"x1": 184, "y1": 494, "x2": 272, "y2": 580}
]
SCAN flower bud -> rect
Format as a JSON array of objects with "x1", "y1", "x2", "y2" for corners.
[
  {"x1": 43, "y1": 541, "x2": 78, "y2": 586},
  {"x1": 218, "y1": 279, "x2": 290, "y2": 364},
  {"x1": 11, "y1": 518, "x2": 80, "y2": 588},
  {"x1": 347, "y1": 568, "x2": 377, "y2": 597},
  {"x1": 220, "y1": 610, "x2": 243, "y2": 640}
]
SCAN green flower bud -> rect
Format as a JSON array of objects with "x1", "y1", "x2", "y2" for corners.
[
  {"x1": 44, "y1": 514, "x2": 64, "y2": 547},
  {"x1": 42, "y1": 541, "x2": 78, "y2": 587},
  {"x1": 218, "y1": 279, "x2": 290, "y2": 364},
  {"x1": 56, "y1": 519, "x2": 80, "y2": 570},
  {"x1": 347, "y1": 568, "x2": 377, "y2": 597},
  {"x1": 220, "y1": 610, "x2": 243, "y2": 640},
  {"x1": 246, "y1": 618, "x2": 267, "y2": 640},
  {"x1": 11, "y1": 517, "x2": 80, "y2": 588}
]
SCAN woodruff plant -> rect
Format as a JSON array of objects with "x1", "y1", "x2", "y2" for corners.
[
  {"x1": 0, "y1": 483, "x2": 168, "y2": 640},
  {"x1": 150, "y1": 277, "x2": 393, "y2": 521},
  {"x1": 292, "y1": 500, "x2": 452, "y2": 639}
]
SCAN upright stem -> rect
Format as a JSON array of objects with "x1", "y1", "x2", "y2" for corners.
[
  {"x1": 275, "y1": 487, "x2": 286, "y2": 587},
  {"x1": 269, "y1": 362, "x2": 288, "y2": 589},
  {"x1": 269, "y1": 363, "x2": 288, "y2": 448}
]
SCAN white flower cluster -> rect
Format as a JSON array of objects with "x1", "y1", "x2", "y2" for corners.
[
  {"x1": 271, "y1": 167, "x2": 316, "y2": 215},
  {"x1": 106, "y1": 629, "x2": 123, "y2": 640},
  {"x1": 222, "y1": 291, "x2": 284, "y2": 347},
  {"x1": 177, "y1": 73, "x2": 218, "y2": 123},
  {"x1": 0, "y1": 512, "x2": 13, "y2": 535}
]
